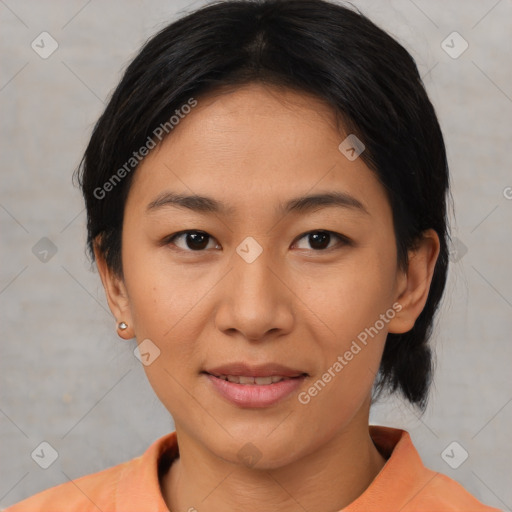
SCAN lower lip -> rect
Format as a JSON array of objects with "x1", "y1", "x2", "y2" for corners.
[{"x1": 205, "y1": 373, "x2": 306, "y2": 408}]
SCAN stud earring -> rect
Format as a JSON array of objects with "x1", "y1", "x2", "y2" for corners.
[{"x1": 118, "y1": 321, "x2": 128, "y2": 330}]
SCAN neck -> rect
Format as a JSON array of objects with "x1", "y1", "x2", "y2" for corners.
[{"x1": 161, "y1": 413, "x2": 387, "y2": 512}]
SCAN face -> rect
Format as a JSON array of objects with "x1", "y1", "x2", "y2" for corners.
[{"x1": 98, "y1": 83, "x2": 437, "y2": 469}]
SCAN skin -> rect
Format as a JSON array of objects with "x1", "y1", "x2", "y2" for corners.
[{"x1": 95, "y1": 82, "x2": 440, "y2": 512}]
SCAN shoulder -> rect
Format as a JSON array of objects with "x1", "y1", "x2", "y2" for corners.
[
  {"x1": 2, "y1": 432, "x2": 177, "y2": 512},
  {"x1": 2, "y1": 458, "x2": 132, "y2": 512},
  {"x1": 348, "y1": 426, "x2": 502, "y2": 512},
  {"x1": 401, "y1": 470, "x2": 502, "y2": 512}
]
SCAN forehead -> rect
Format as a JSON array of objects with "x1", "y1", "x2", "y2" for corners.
[
  {"x1": 161, "y1": 83, "x2": 342, "y2": 155},
  {"x1": 126, "y1": 83, "x2": 390, "y2": 220}
]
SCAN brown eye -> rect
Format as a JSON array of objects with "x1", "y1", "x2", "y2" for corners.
[
  {"x1": 294, "y1": 230, "x2": 350, "y2": 251},
  {"x1": 166, "y1": 231, "x2": 218, "y2": 251}
]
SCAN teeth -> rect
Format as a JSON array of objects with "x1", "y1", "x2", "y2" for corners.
[
  {"x1": 216, "y1": 375, "x2": 293, "y2": 385},
  {"x1": 255, "y1": 376, "x2": 273, "y2": 385}
]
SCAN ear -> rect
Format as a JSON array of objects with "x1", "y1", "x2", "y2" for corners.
[
  {"x1": 388, "y1": 229, "x2": 441, "y2": 334},
  {"x1": 93, "y1": 237, "x2": 134, "y2": 339}
]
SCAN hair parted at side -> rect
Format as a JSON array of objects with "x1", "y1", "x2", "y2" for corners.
[{"x1": 74, "y1": 0, "x2": 451, "y2": 410}]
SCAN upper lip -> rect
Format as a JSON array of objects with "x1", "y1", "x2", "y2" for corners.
[{"x1": 204, "y1": 362, "x2": 307, "y2": 378}]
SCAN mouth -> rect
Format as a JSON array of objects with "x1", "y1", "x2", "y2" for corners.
[
  {"x1": 202, "y1": 363, "x2": 308, "y2": 408},
  {"x1": 209, "y1": 374, "x2": 302, "y2": 385}
]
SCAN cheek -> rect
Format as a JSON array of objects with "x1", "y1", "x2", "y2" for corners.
[
  {"x1": 307, "y1": 246, "x2": 398, "y2": 341},
  {"x1": 297, "y1": 245, "x2": 397, "y2": 398},
  {"x1": 122, "y1": 235, "x2": 194, "y2": 332},
  {"x1": 124, "y1": 264, "x2": 207, "y2": 416},
  {"x1": 296, "y1": 293, "x2": 390, "y2": 431},
  {"x1": 120, "y1": 238, "x2": 207, "y2": 387},
  {"x1": 127, "y1": 274, "x2": 204, "y2": 357}
]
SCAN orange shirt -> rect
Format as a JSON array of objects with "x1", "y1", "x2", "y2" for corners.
[{"x1": 3, "y1": 426, "x2": 500, "y2": 512}]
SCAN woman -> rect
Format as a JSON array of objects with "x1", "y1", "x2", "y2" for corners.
[{"x1": 4, "y1": 0, "x2": 501, "y2": 510}]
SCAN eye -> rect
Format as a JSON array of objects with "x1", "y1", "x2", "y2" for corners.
[
  {"x1": 293, "y1": 230, "x2": 350, "y2": 251},
  {"x1": 163, "y1": 229, "x2": 350, "y2": 253},
  {"x1": 165, "y1": 231, "x2": 219, "y2": 251}
]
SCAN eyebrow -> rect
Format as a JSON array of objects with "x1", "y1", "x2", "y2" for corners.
[{"x1": 146, "y1": 190, "x2": 369, "y2": 216}]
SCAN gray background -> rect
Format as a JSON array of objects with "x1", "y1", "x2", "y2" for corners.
[{"x1": 1, "y1": 0, "x2": 511, "y2": 509}]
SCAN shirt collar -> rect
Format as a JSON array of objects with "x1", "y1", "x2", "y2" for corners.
[
  {"x1": 115, "y1": 426, "x2": 429, "y2": 512},
  {"x1": 116, "y1": 431, "x2": 178, "y2": 512},
  {"x1": 342, "y1": 426, "x2": 436, "y2": 511}
]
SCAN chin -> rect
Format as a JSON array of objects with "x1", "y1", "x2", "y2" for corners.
[{"x1": 205, "y1": 426, "x2": 306, "y2": 470}]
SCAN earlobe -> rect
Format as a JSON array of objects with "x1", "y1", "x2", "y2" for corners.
[
  {"x1": 93, "y1": 238, "x2": 134, "y2": 339},
  {"x1": 388, "y1": 229, "x2": 441, "y2": 334}
]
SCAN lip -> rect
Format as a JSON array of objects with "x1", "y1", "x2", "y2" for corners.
[
  {"x1": 203, "y1": 362, "x2": 308, "y2": 408},
  {"x1": 205, "y1": 362, "x2": 306, "y2": 378},
  {"x1": 205, "y1": 373, "x2": 306, "y2": 408}
]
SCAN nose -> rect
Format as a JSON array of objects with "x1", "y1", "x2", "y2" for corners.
[{"x1": 214, "y1": 244, "x2": 295, "y2": 342}]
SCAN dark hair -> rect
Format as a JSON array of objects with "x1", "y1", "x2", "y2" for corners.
[{"x1": 75, "y1": 0, "x2": 451, "y2": 410}]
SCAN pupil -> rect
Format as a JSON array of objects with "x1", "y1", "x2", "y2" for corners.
[
  {"x1": 310, "y1": 231, "x2": 329, "y2": 250},
  {"x1": 188, "y1": 232, "x2": 209, "y2": 250}
]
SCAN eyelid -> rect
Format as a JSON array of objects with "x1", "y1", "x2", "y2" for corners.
[
  {"x1": 162, "y1": 230, "x2": 219, "y2": 250},
  {"x1": 163, "y1": 229, "x2": 352, "y2": 252},
  {"x1": 292, "y1": 230, "x2": 352, "y2": 250}
]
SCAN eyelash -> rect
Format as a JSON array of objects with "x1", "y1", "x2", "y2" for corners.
[{"x1": 163, "y1": 230, "x2": 351, "y2": 253}]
